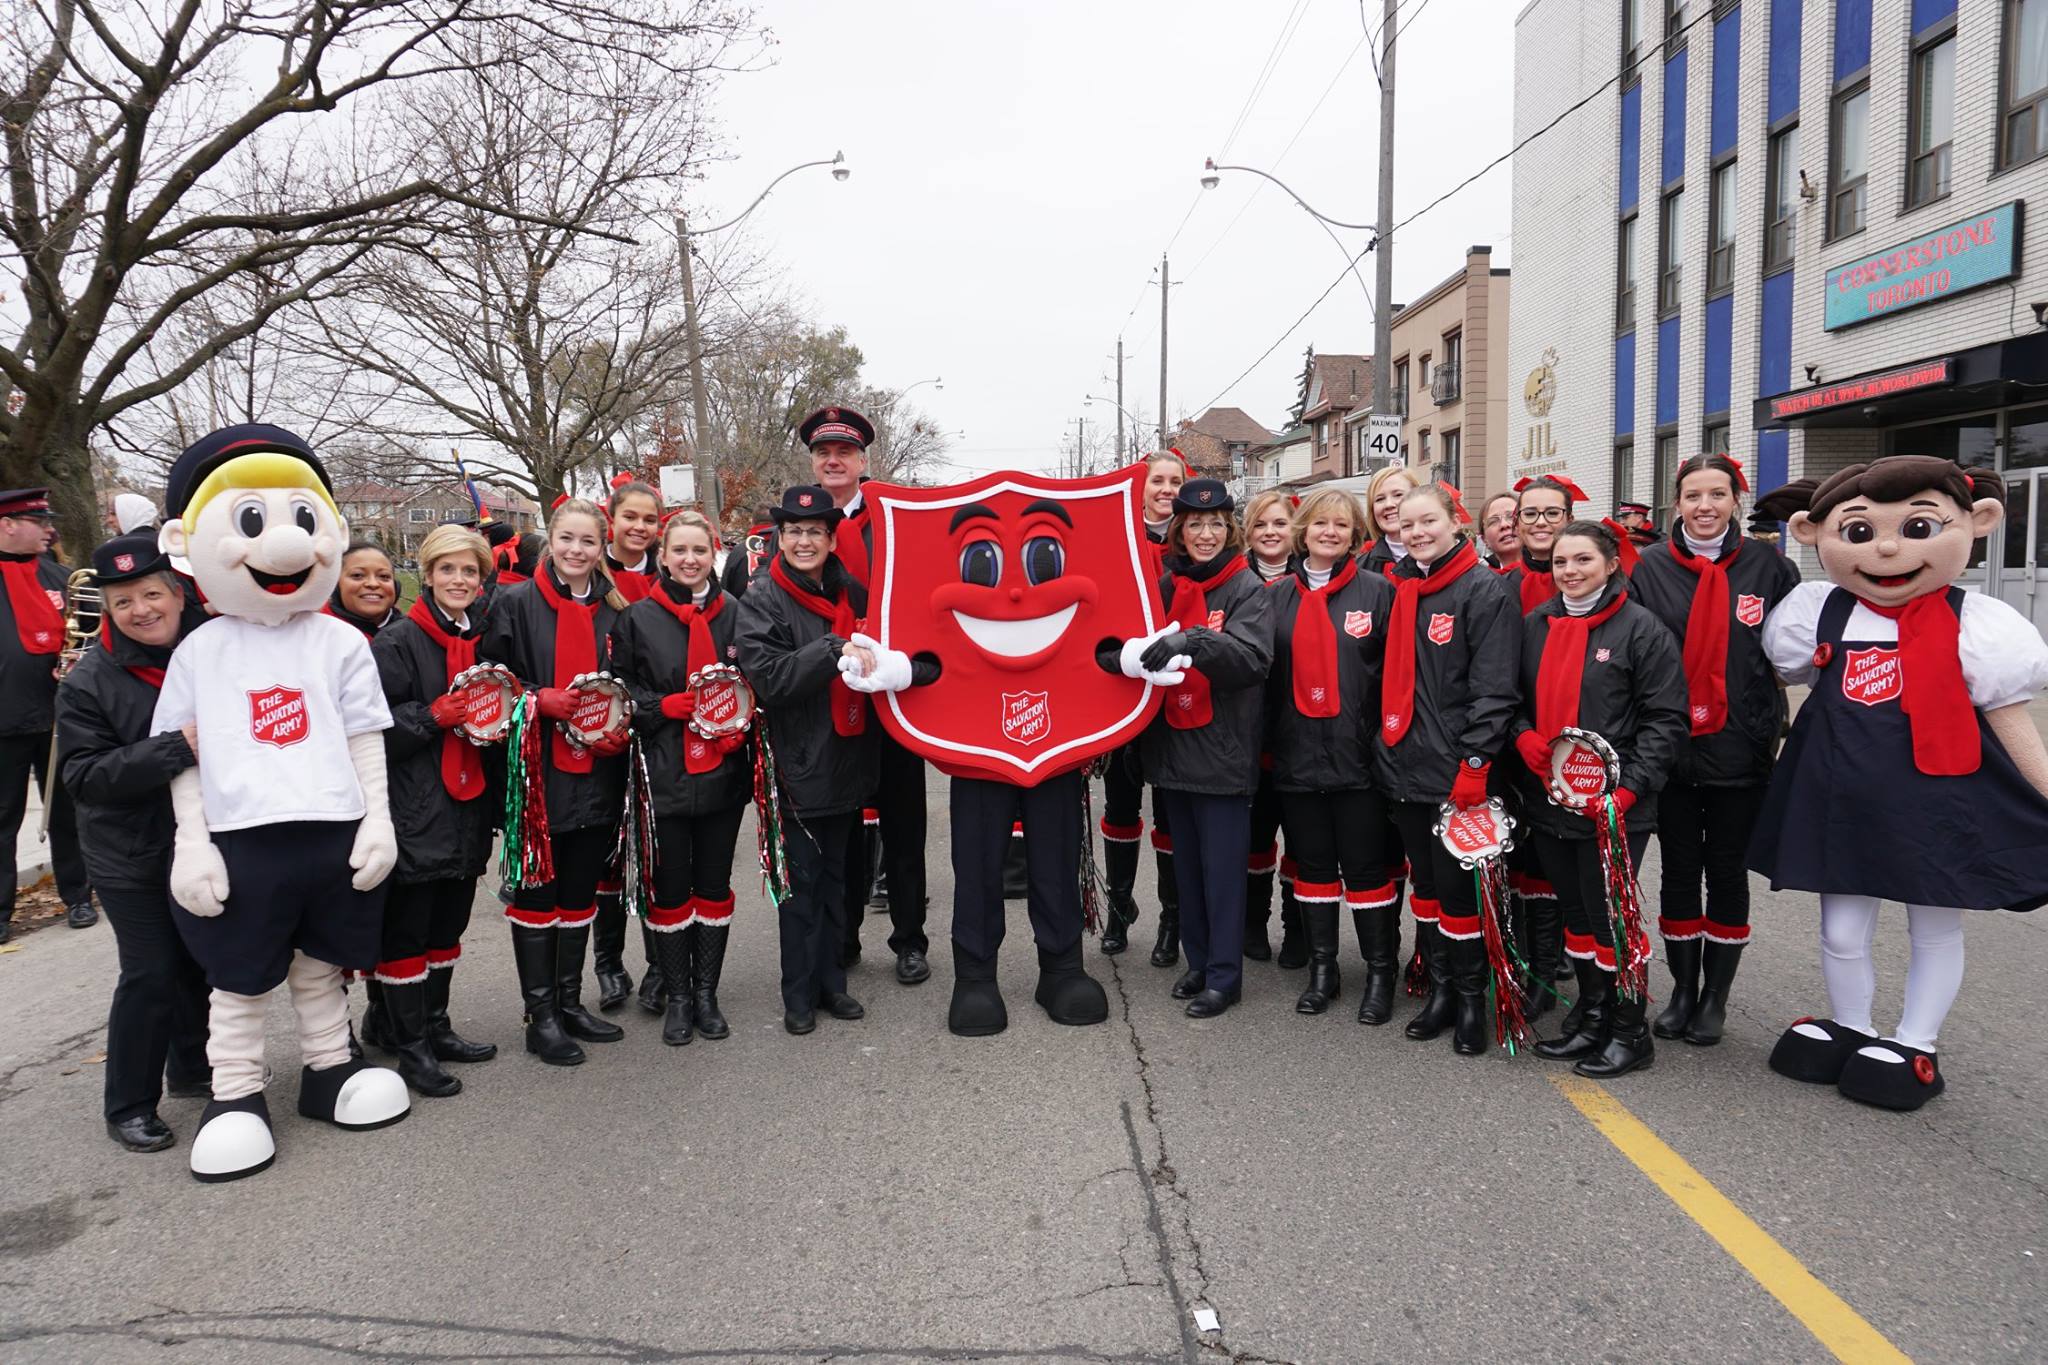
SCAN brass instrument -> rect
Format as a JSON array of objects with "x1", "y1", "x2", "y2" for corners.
[{"x1": 40, "y1": 567, "x2": 103, "y2": 838}]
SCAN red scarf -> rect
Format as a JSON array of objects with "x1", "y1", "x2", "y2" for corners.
[
  {"x1": 650, "y1": 583, "x2": 729, "y2": 773},
  {"x1": 769, "y1": 555, "x2": 866, "y2": 736},
  {"x1": 1857, "y1": 591, "x2": 1979, "y2": 776},
  {"x1": 532, "y1": 567, "x2": 602, "y2": 774},
  {"x1": 835, "y1": 507, "x2": 871, "y2": 587},
  {"x1": 606, "y1": 549, "x2": 656, "y2": 603},
  {"x1": 1380, "y1": 539, "x2": 1480, "y2": 745},
  {"x1": 1290, "y1": 557, "x2": 1359, "y2": 719},
  {"x1": 3, "y1": 558, "x2": 62, "y2": 655},
  {"x1": 407, "y1": 597, "x2": 486, "y2": 800},
  {"x1": 98, "y1": 618, "x2": 166, "y2": 687},
  {"x1": 1670, "y1": 535, "x2": 1741, "y2": 735},
  {"x1": 1162, "y1": 554, "x2": 1248, "y2": 729},
  {"x1": 1533, "y1": 591, "x2": 1630, "y2": 740},
  {"x1": 1516, "y1": 559, "x2": 1555, "y2": 614}
]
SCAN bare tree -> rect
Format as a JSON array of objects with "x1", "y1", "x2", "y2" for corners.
[
  {"x1": 703, "y1": 308, "x2": 865, "y2": 510},
  {"x1": 1, "y1": 0, "x2": 759, "y2": 556}
]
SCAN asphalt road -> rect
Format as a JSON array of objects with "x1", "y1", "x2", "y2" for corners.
[{"x1": 2, "y1": 769, "x2": 2043, "y2": 1364}]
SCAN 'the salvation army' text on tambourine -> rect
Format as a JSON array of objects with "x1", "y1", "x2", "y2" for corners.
[
  {"x1": 562, "y1": 671, "x2": 635, "y2": 749},
  {"x1": 448, "y1": 663, "x2": 519, "y2": 746},
  {"x1": 686, "y1": 664, "x2": 756, "y2": 739},
  {"x1": 1547, "y1": 727, "x2": 1622, "y2": 810}
]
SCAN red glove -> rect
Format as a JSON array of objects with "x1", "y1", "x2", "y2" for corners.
[
  {"x1": 660, "y1": 692, "x2": 696, "y2": 721},
  {"x1": 1514, "y1": 731, "x2": 1549, "y2": 776},
  {"x1": 1449, "y1": 761, "x2": 1491, "y2": 810},
  {"x1": 715, "y1": 732, "x2": 747, "y2": 755},
  {"x1": 535, "y1": 687, "x2": 577, "y2": 721},
  {"x1": 1612, "y1": 788, "x2": 1637, "y2": 816},
  {"x1": 428, "y1": 693, "x2": 468, "y2": 730},
  {"x1": 588, "y1": 728, "x2": 631, "y2": 757}
]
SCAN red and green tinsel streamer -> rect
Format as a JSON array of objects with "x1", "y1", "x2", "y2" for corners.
[
  {"x1": 1078, "y1": 769, "x2": 1103, "y2": 935},
  {"x1": 1473, "y1": 857, "x2": 1535, "y2": 1054},
  {"x1": 608, "y1": 736, "x2": 659, "y2": 920},
  {"x1": 1595, "y1": 796, "x2": 1652, "y2": 1002},
  {"x1": 751, "y1": 718, "x2": 792, "y2": 907},
  {"x1": 498, "y1": 692, "x2": 554, "y2": 890}
]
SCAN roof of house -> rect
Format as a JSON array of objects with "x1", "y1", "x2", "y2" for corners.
[
  {"x1": 1295, "y1": 352, "x2": 1374, "y2": 422},
  {"x1": 1181, "y1": 406, "x2": 1275, "y2": 446}
]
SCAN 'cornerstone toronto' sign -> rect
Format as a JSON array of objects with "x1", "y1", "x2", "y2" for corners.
[{"x1": 1824, "y1": 201, "x2": 2023, "y2": 330}]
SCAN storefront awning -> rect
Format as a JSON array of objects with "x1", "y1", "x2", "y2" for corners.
[{"x1": 1753, "y1": 333, "x2": 2048, "y2": 430}]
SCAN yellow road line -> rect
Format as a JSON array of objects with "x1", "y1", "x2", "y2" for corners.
[{"x1": 1550, "y1": 1073, "x2": 1911, "y2": 1365}]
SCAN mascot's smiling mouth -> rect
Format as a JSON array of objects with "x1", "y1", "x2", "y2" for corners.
[
  {"x1": 951, "y1": 604, "x2": 1077, "y2": 658},
  {"x1": 248, "y1": 565, "x2": 312, "y2": 596},
  {"x1": 1860, "y1": 567, "x2": 1924, "y2": 589}
]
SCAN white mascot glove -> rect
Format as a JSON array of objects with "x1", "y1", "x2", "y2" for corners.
[
  {"x1": 839, "y1": 633, "x2": 915, "y2": 694},
  {"x1": 168, "y1": 769, "x2": 230, "y2": 916},
  {"x1": 346, "y1": 730, "x2": 398, "y2": 891},
  {"x1": 1119, "y1": 622, "x2": 1191, "y2": 687}
]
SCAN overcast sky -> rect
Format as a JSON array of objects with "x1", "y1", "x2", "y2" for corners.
[{"x1": 703, "y1": 0, "x2": 1518, "y2": 476}]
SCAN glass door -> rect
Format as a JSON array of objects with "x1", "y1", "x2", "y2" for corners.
[{"x1": 1993, "y1": 470, "x2": 2048, "y2": 636}]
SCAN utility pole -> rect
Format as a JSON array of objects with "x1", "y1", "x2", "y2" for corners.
[
  {"x1": 674, "y1": 211, "x2": 721, "y2": 521},
  {"x1": 1114, "y1": 338, "x2": 1126, "y2": 463},
  {"x1": 1157, "y1": 253, "x2": 1170, "y2": 449},
  {"x1": 1371, "y1": 0, "x2": 1398, "y2": 422},
  {"x1": 1075, "y1": 416, "x2": 1087, "y2": 477}
]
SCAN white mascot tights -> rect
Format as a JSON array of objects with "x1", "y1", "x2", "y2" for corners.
[
  {"x1": 205, "y1": 951, "x2": 357, "y2": 1100},
  {"x1": 1817, "y1": 894, "x2": 1966, "y2": 1052}
]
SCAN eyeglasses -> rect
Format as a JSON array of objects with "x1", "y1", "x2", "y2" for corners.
[
  {"x1": 780, "y1": 525, "x2": 832, "y2": 542},
  {"x1": 1517, "y1": 507, "x2": 1569, "y2": 525},
  {"x1": 1482, "y1": 513, "x2": 1517, "y2": 532}
]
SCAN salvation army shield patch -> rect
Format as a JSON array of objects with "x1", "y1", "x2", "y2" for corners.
[{"x1": 248, "y1": 685, "x2": 310, "y2": 748}]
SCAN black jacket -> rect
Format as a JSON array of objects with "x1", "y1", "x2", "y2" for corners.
[
  {"x1": 325, "y1": 596, "x2": 398, "y2": 640},
  {"x1": 1628, "y1": 528, "x2": 1800, "y2": 786},
  {"x1": 56, "y1": 619, "x2": 198, "y2": 888},
  {"x1": 373, "y1": 604, "x2": 502, "y2": 884},
  {"x1": 1, "y1": 553, "x2": 69, "y2": 736},
  {"x1": 609, "y1": 579, "x2": 753, "y2": 819},
  {"x1": 478, "y1": 569, "x2": 627, "y2": 834},
  {"x1": 1123, "y1": 556, "x2": 1275, "y2": 797},
  {"x1": 719, "y1": 527, "x2": 771, "y2": 600},
  {"x1": 1265, "y1": 563, "x2": 1394, "y2": 792},
  {"x1": 1370, "y1": 539, "x2": 1523, "y2": 804},
  {"x1": 1508, "y1": 582, "x2": 1690, "y2": 839},
  {"x1": 734, "y1": 555, "x2": 878, "y2": 819},
  {"x1": 1359, "y1": 538, "x2": 1404, "y2": 579}
]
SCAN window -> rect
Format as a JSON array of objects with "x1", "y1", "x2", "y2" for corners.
[
  {"x1": 1623, "y1": 0, "x2": 1649, "y2": 66},
  {"x1": 1829, "y1": 84, "x2": 1870, "y2": 239},
  {"x1": 1614, "y1": 440, "x2": 1635, "y2": 506},
  {"x1": 1909, "y1": 34, "x2": 1956, "y2": 207},
  {"x1": 1653, "y1": 430, "x2": 1679, "y2": 524},
  {"x1": 1703, "y1": 421, "x2": 1730, "y2": 458},
  {"x1": 1706, "y1": 158, "x2": 1736, "y2": 294},
  {"x1": 1617, "y1": 214, "x2": 1639, "y2": 327},
  {"x1": 1658, "y1": 188, "x2": 1685, "y2": 314},
  {"x1": 1392, "y1": 358, "x2": 1410, "y2": 416},
  {"x1": 1438, "y1": 331, "x2": 1462, "y2": 402},
  {"x1": 1440, "y1": 429, "x2": 1462, "y2": 488},
  {"x1": 1666, "y1": 0, "x2": 1689, "y2": 43},
  {"x1": 407, "y1": 507, "x2": 431, "y2": 523},
  {"x1": 2004, "y1": 0, "x2": 2048, "y2": 167},
  {"x1": 1419, "y1": 354, "x2": 1432, "y2": 390},
  {"x1": 1418, "y1": 428, "x2": 1432, "y2": 465},
  {"x1": 1764, "y1": 124, "x2": 1799, "y2": 270}
]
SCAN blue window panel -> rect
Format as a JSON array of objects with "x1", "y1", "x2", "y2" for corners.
[
  {"x1": 1912, "y1": 0, "x2": 1955, "y2": 33},
  {"x1": 1835, "y1": 0, "x2": 1871, "y2": 81},
  {"x1": 1656, "y1": 316, "x2": 1680, "y2": 427},
  {"x1": 1620, "y1": 82, "x2": 1642, "y2": 213},
  {"x1": 1769, "y1": 0, "x2": 1803, "y2": 124},
  {"x1": 1758, "y1": 270, "x2": 1795, "y2": 397},
  {"x1": 1704, "y1": 293, "x2": 1733, "y2": 415},
  {"x1": 1711, "y1": 7, "x2": 1741, "y2": 157},
  {"x1": 1662, "y1": 49, "x2": 1689, "y2": 187},
  {"x1": 1757, "y1": 428, "x2": 1789, "y2": 493},
  {"x1": 1615, "y1": 331, "x2": 1637, "y2": 437}
]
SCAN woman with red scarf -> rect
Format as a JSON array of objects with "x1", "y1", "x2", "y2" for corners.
[
  {"x1": 609, "y1": 510, "x2": 751, "y2": 1047},
  {"x1": 1629, "y1": 454, "x2": 1799, "y2": 1045},
  {"x1": 1373, "y1": 484, "x2": 1522, "y2": 1055},
  {"x1": 325, "y1": 541, "x2": 400, "y2": 638},
  {"x1": 1509, "y1": 521, "x2": 1687, "y2": 1077},
  {"x1": 1263, "y1": 489, "x2": 1396, "y2": 1019},
  {"x1": 368, "y1": 525, "x2": 501, "y2": 1096},
  {"x1": 603, "y1": 479, "x2": 663, "y2": 604},
  {"x1": 479, "y1": 499, "x2": 631, "y2": 1066},
  {"x1": 1111, "y1": 479, "x2": 1274, "y2": 1018}
]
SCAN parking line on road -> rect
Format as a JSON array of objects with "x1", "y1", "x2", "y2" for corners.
[{"x1": 1550, "y1": 1074, "x2": 1911, "y2": 1365}]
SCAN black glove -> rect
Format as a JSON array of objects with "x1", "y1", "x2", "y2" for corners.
[{"x1": 1140, "y1": 631, "x2": 1191, "y2": 673}]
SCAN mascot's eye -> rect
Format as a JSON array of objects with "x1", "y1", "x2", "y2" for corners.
[
  {"x1": 293, "y1": 503, "x2": 318, "y2": 535},
  {"x1": 1902, "y1": 517, "x2": 1939, "y2": 540},
  {"x1": 1842, "y1": 521, "x2": 1875, "y2": 545},
  {"x1": 959, "y1": 539, "x2": 1001, "y2": 587},
  {"x1": 1023, "y1": 536, "x2": 1064, "y2": 585},
  {"x1": 236, "y1": 502, "x2": 266, "y2": 538}
]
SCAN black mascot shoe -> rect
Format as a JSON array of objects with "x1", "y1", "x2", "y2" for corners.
[
  {"x1": 819, "y1": 991, "x2": 866, "y2": 1021},
  {"x1": 1185, "y1": 986, "x2": 1239, "y2": 1018},
  {"x1": 948, "y1": 943, "x2": 1008, "y2": 1037},
  {"x1": 296, "y1": 1058, "x2": 411, "y2": 1130},
  {"x1": 1768, "y1": 1017, "x2": 1872, "y2": 1085},
  {"x1": 1837, "y1": 1041, "x2": 1945, "y2": 1111},
  {"x1": 1034, "y1": 944, "x2": 1109, "y2": 1026},
  {"x1": 108, "y1": 1113, "x2": 175, "y2": 1152},
  {"x1": 189, "y1": 1094, "x2": 274, "y2": 1183},
  {"x1": 1171, "y1": 967, "x2": 1205, "y2": 1000}
]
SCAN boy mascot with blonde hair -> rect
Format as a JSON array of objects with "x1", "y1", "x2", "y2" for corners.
[{"x1": 153, "y1": 425, "x2": 408, "y2": 1180}]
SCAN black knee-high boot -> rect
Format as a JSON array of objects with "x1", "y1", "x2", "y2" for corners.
[
  {"x1": 383, "y1": 979, "x2": 461, "y2": 1096},
  {"x1": 361, "y1": 978, "x2": 392, "y2": 1052},
  {"x1": 1356, "y1": 906, "x2": 1399, "y2": 1025},
  {"x1": 1524, "y1": 897, "x2": 1563, "y2": 1022},
  {"x1": 653, "y1": 929, "x2": 693, "y2": 1046},
  {"x1": 636, "y1": 922, "x2": 667, "y2": 1014},
  {"x1": 1150, "y1": 849, "x2": 1180, "y2": 968},
  {"x1": 1275, "y1": 874, "x2": 1307, "y2": 969},
  {"x1": 1577, "y1": 980, "x2": 1654, "y2": 1077},
  {"x1": 1446, "y1": 934, "x2": 1490, "y2": 1056},
  {"x1": 1244, "y1": 866, "x2": 1275, "y2": 961},
  {"x1": 511, "y1": 925, "x2": 583, "y2": 1066},
  {"x1": 1403, "y1": 921, "x2": 1457, "y2": 1040},
  {"x1": 1100, "y1": 838, "x2": 1140, "y2": 955},
  {"x1": 555, "y1": 923, "x2": 624, "y2": 1043},
  {"x1": 1652, "y1": 937, "x2": 1702, "y2": 1039},
  {"x1": 591, "y1": 894, "x2": 632, "y2": 1010},
  {"x1": 1295, "y1": 902, "x2": 1342, "y2": 1013},
  {"x1": 1684, "y1": 941, "x2": 1741, "y2": 1046},
  {"x1": 692, "y1": 923, "x2": 732, "y2": 1040},
  {"x1": 425, "y1": 966, "x2": 496, "y2": 1063},
  {"x1": 1536, "y1": 958, "x2": 1610, "y2": 1060}
]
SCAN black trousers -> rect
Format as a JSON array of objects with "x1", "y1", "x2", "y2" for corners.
[
  {"x1": 1278, "y1": 789, "x2": 1388, "y2": 891},
  {"x1": 1533, "y1": 827, "x2": 1654, "y2": 954},
  {"x1": 951, "y1": 771, "x2": 1085, "y2": 961},
  {"x1": 98, "y1": 882, "x2": 210, "y2": 1123},
  {"x1": 0, "y1": 730, "x2": 89, "y2": 920},
  {"x1": 652, "y1": 806, "x2": 747, "y2": 907},
  {"x1": 1159, "y1": 788, "x2": 1251, "y2": 995},
  {"x1": 1101, "y1": 744, "x2": 1172, "y2": 844},
  {"x1": 379, "y1": 877, "x2": 478, "y2": 976},
  {"x1": 1249, "y1": 771, "x2": 1282, "y2": 869},
  {"x1": 508, "y1": 825, "x2": 612, "y2": 927},
  {"x1": 1386, "y1": 800, "x2": 1479, "y2": 929},
  {"x1": 1656, "y1": 780, "x2": 1762, "y2": 940},
  {"x1": 781, "y1": 807, "x2": 853, "y2": 1013},
  {"x1": 841, "y1": 731, "x2": 931, "y2": 956}
]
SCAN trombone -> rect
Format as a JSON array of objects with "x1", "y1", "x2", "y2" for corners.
[{"x1": 39, "y1": 567, "x2": 102, "y2": 839}]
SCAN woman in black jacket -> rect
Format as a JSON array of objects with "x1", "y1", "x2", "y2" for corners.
[
  {"x1": 1266, "y1": 489, "x2": 1396, "y2": 1019},
  {"x1": 609, "y1": 510, "x2": 751, "y2": 1046},
  {"x1": 1113, "y1": 479, "x2": 1275, "y2": 1018},
  {"x1": 479, "y1": 498, "x2": 631, "y2": 1066},
  {"x1": 1508, "y1": 520, "x2": 1688, "y2": 1078},
  {"x1": 326, "y1": 540, "x2": 400, "y2": 638},
  {"x1": 369, "y1": 525, "x2": 500, "y2": 1097},
  {"x1": 1373, "y1": 483, "x2": 1522, "y2": 1056},
  {"x1": 56, "y1": 534, "x2": 211, "y2": 1152},
  {"x1": 1241, "y1": 489, "x2": 1298, "y2": 963},
  {"x1": 1628, "y1": 454, "x2": 1800, "y2": 1045}
]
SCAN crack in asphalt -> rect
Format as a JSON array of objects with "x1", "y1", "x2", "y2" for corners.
[{"x1": 0, "y1": 1024, "x2": 108, "y2": 1105}]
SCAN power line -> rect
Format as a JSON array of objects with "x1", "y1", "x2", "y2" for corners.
[{"x1": 1192, "y1": 242, "x2": 1374, "y2": 414}]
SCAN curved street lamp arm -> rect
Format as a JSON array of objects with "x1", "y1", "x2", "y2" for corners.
[
  {"x1": 1203, "y1": 161, "x2": 1378, "y2": 232},
  {"x1": 684, "y1": 153, "x2": 845, "y2": 237}
]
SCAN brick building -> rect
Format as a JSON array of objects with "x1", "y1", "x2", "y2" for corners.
[
  {"x1": 335, "y1": 480, "x2": 540, "y2": 560},
  {"x1": 1172, "y1": 406, "x2": 1277, "y2": 479}
]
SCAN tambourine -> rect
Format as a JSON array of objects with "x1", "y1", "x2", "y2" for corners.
[
  {"x1": 1547, "y1": 726, "x2": 1622, "y2": 810},
  {"x1": 562, "y1": 671, "x2": 635, "y2": 749},
  {"x1": 448, "y1": 663, "x2": 520, "y2": 745},
  {"x1": 1434, "y1": 798, "x2": 1517, "y2": 869},
  {"x1": 687, "y1": 664, "x2": 756, "y2": 739}
]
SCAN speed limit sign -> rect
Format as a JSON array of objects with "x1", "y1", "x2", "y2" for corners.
[{"x1": 1363, "y1": 414, "x2": 1404, "y2": 466}]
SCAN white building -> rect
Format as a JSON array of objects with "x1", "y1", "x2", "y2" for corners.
[{"x1": 1510, "y1": 0, "x2": 2048, "y2": 633}]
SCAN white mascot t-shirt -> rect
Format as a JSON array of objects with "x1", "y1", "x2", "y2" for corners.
[{"x1": 152, "y1": 612, "x2": 393, "y2": 832}]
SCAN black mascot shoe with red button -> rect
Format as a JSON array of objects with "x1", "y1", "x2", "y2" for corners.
[{"x1": 1836, "y1": 1041, "x2": 1944, "y2": 1111}]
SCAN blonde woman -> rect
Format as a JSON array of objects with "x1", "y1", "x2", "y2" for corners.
[{"x1": 1359, "y1": 465, "x2": 1419, "y2": 576}]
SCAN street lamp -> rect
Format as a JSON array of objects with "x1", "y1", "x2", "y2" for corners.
[
  {"x1": 1085, "y1": 394, "x2": 1144, "y2": 459},
  {"x1": 1199, "y1": 157, "x2": 1377, "y2": 315},
  {"x1": 877, "y1": 379, "x2": 942, "y2": 464},
  {"x1": 675, "y1": 151, "x2": 851, "y2": 520},
  {"x1": 899, "y1": 376, "x2": 943, "y2": 397}
]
